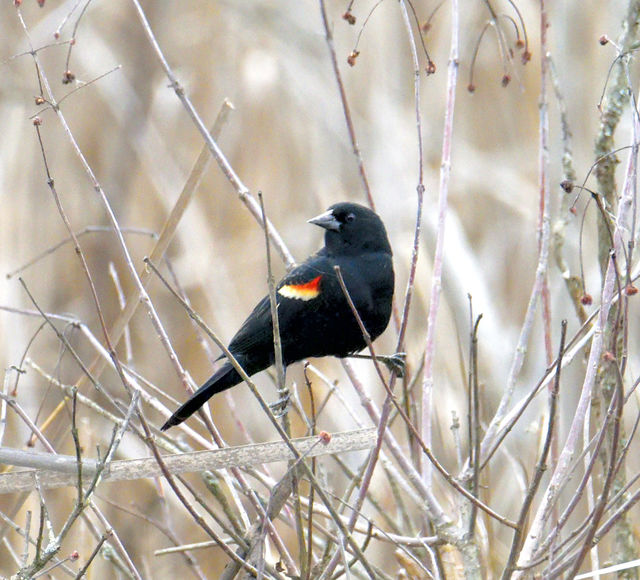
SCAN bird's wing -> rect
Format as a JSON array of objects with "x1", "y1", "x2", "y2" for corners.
[
  {"x1": 227, "y1": 256, "x2": 332, "y2": 356},
  {"x1": 226, "y1": 294, "x2": 272, "y2": 357},
  {"x1": 275, "y1": 257, "x2": 328, "y2": 302}
]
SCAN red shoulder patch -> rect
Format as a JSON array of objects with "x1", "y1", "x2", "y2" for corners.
[{"x1": 278, "y1": 275, "x2": 322, "y2": 301}]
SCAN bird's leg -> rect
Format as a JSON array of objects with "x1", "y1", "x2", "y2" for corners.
[
  {"x1": 269, "y1": 393, "x2": 291, "y2": 417},
  {"x1": 349, "y1": 352, "x2": 407, "y2": 377},
  {"x1": 269, "y1": 365, "x2": 291, "y2": 417}
]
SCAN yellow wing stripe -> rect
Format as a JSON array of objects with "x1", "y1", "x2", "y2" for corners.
[{"x1": 278, "y1": 275, "x2": 322, "y2": 301}]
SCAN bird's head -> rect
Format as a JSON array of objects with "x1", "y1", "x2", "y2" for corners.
[{"x1": 308, "y1": 202, "x2": 392, "y2": 256}]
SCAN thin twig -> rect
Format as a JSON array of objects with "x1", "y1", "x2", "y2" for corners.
[
  {"x1": 318, "y1": 0, "x2": 374, "y2": 211},
  {"x1": 468, "y1": 313, "x2": 483, "y2": 536},
  {"x1": 420, "y1": 0, "x2": 459, "y2": 487},
  {"x1": 129, "y1": 0, "x2": 295, "y2": 269},
  {"x1": 502, "y1": 320, "x2": 567, "y2": 579}
]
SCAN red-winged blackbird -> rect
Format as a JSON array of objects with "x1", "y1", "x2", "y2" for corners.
[{"x1": 160, "y1": 202, "x2": 394, "y2": 431}]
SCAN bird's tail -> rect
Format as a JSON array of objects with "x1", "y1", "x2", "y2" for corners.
[{"x1": 160, "y1": 363, "x2": 241, "y2": 431}]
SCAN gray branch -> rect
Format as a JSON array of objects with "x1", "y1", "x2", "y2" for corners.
[{"x1": 0, "y1": 429, "x2": 375, "y2": 495}]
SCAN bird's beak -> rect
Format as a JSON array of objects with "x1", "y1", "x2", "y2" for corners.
[{"x1": 308, "y1": 209, "x2": 340, "y2": 232}]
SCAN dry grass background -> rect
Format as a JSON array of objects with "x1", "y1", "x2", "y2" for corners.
[{"x1": 1, "y1": 0, "x2": 639, "y2": 578}]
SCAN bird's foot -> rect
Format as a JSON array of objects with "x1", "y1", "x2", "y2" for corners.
[
  {"x1": 378, "y1": 352, "x2": 406, "y2": 377},
  {"x1": 348, "y1": 352, "x2": 407, "y2": 377},
  {"x1": 269, "y1": 391, "x2": 291, "y2": 417}
]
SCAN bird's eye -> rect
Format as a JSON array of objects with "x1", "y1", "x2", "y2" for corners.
[{"x1": 345, "y1": 213, "x2": 355, "y2": 223}]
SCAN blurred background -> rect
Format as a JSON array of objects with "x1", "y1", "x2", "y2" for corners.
[{"x1": 0, "y1": 0, "x2": 637, "y2": 577}]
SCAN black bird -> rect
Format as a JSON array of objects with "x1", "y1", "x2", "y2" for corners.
[{"x1": 161, "y1": 202, "x2": 394, "y2": 431}]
